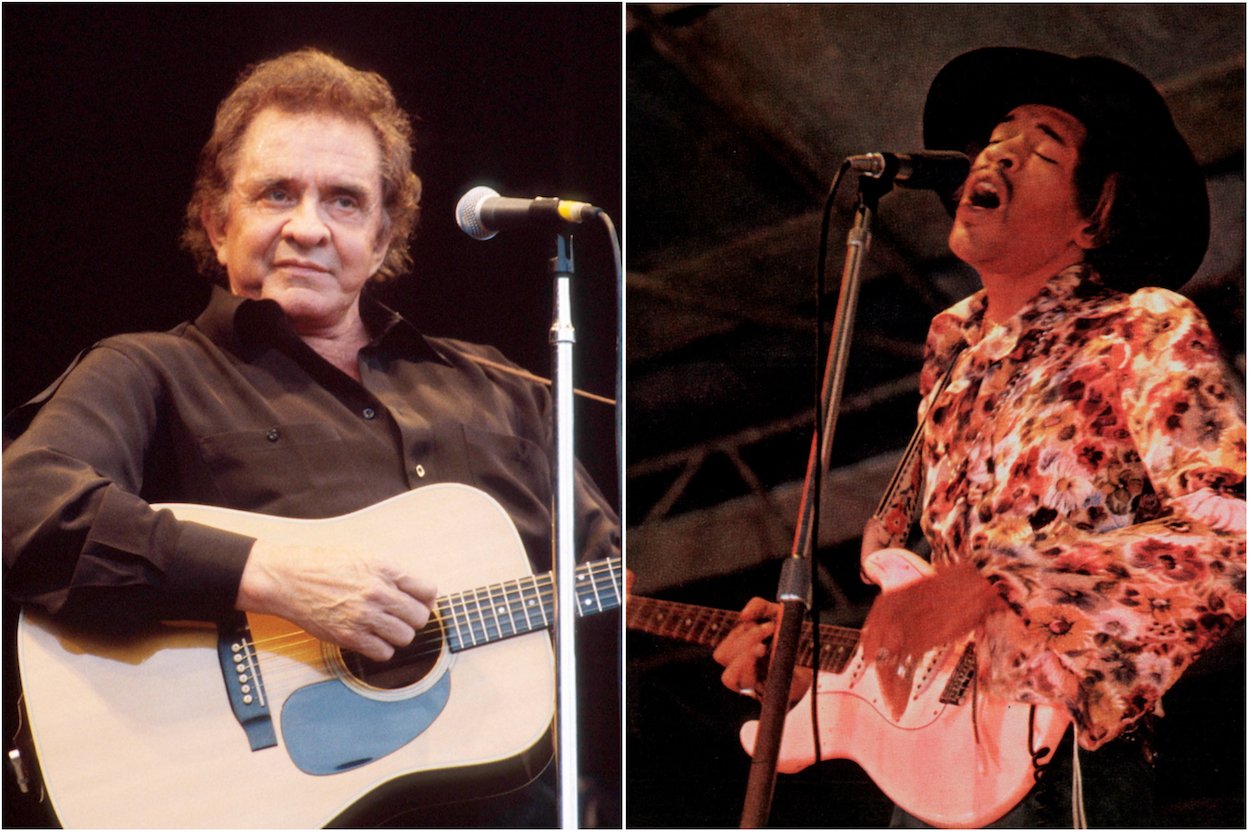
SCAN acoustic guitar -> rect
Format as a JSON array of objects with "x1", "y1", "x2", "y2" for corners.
[{"x1": 17, "y1": 483, "x2": 621, "y2": 827}]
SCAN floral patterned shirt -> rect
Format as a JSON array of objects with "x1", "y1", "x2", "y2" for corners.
[{"x1": 881, "y1": 264, "x2": 1246, "y2": 750}]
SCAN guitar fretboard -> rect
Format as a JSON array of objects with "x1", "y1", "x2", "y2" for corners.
[
  {"x1": 438, "y1": 556, "x2": 622, "y2": 652},
  {"x1": 629, "y1": 595, "x2": 983, "y2": 704},
  {"x1": 627, "y1": 597, "x2": 861, "y2": 674}
]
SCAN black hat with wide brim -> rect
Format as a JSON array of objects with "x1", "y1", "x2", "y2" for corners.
[{"x1": 922, "y1": 47, "x2": 1209, "y2": 292}]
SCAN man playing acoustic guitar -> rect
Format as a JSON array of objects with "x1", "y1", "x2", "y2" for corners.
[
  {"x1": 715, "y1": 47, "x2": 1245, "y2": 827},
  {"x1": 4, "y1": 48, "x2": 619, "y2": 827}
]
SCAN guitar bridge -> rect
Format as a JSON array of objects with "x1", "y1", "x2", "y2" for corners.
[{"x1": 217, "y1": 616, "x2": 277, "y2": 752}]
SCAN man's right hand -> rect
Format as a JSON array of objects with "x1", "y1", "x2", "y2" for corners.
[
  {"x1": 236, "y1": 539, "x2": 438, "y2": 662},
  {"x1": 712, "y1": 597, "x2": 812, "y2": 706}
]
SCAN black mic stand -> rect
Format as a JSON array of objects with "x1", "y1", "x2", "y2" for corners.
[
  {"x1": 739, "y1": 172, "x2": 892, "y2": 828},
  {"x1": 548, "y1": 230, "x2": 581, "y2": 828}
]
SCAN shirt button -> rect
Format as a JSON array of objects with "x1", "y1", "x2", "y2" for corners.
[
  {"x1": 266, "y1": 428, "x2": 280, "y2": 442},
  {"x1": 415, "y1": 464, "x2": 426, "y2": 478},
  {"x1": 362, "y1": 407, "x2": 376, "y2": 420}
]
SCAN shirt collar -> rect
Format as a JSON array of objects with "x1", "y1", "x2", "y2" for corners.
[
  {"x1": 195, "y1": 284, "x2": 451, "y2": 365},
  {"x1": 925, "y1": 263, "x2": 1109, "y2": 378},
  {"x1": 965, "y1": 263, "x2": 1100, "y2": 349}
]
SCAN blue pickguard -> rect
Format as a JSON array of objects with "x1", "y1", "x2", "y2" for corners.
[{"x1": 281, "y1": 673, "x2": 451, "y2": 775}]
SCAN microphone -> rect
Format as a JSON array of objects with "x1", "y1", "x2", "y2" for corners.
[
  {"x1": 455, "y1": 185, "x2": 601, "y2": 240},
  {"x1": 846, "y1": 151, "x2": 970, "y2": 192}
]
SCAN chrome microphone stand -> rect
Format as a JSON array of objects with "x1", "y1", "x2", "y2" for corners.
[{"x1": 548, "y1": 230, "x2": 580, "y2": 829}]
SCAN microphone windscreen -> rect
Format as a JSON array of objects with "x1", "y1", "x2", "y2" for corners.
[{"x1": 455, "y1": 185, "x2": 500, "y2": 240}]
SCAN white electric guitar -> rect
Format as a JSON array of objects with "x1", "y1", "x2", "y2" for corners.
[
  {"x1": 16, "y1": 483, "x2": 621, "y2": 828},
  {"x1": 627, "y1": 549, "x2": 1070, "y2": 828}
]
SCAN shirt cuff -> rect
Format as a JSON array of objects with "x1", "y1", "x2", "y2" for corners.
[{"x1": 159, "y1": 520, "x2": 255, "y2": 621}]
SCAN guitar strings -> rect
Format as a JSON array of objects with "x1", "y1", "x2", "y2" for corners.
[
  {"x1": 237, "y1": 627, "x2": 454, "y2": 690},
  {"x1": 628, "y1": 597, "x2": 862, "y2": 673},
  {"x1": 240, "y1": 556, "x2": 623, "y2": 661},
  {"x1": 626, "y1": 596, "x2": 980, "y2": 684},
  {"x1": 233, "y1": 558, "x2": 622, "y2": 690}
]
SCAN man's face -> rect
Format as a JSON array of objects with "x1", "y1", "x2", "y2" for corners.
[
  {"x1": 205, "y1": 108, "x2": 390, "y2": 332},
  {"x1": 948, "y1": 104, "x2": 1095, "y2": 280}
]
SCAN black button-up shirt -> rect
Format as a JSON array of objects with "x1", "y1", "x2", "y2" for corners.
[{"x1": 3, "y1": 285, "x2": 619, "y2": 626}]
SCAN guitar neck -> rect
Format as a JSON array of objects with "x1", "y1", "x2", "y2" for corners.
[
  {"x1": 438, "y1": 556, "x2": 622, "y2": 652},
  {"x1": 627, "y1": 597, "x2": 861, "y2": 673}
]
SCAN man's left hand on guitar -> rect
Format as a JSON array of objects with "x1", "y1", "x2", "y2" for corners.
[{"x1": 712, "y1": 597, "x2": 813, "y2": 707}]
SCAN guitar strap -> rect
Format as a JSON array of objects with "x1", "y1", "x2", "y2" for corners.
[
  {"x1": 870, "y1": 409, "x2": 926, "y2": 537},
  {"x1": 869, "y1": 349, "x2": 964, "y2": 544},
  {"x1": 462, "y1": 353, "x2": 615, "y2": 406}
]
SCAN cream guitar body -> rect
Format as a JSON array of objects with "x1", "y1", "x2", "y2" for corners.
[{"x1": 18, "y1": 483, "x2": 621, "y2": 828}]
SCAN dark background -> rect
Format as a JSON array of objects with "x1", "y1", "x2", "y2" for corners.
[
  {"x1": 623, "y1": 4, "x2": 1244, "y2": 829},
  {"x1": 3, "y1": 4, "x2": 621, "y2": 827}
]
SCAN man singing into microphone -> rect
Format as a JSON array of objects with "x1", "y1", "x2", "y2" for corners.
[
  {"x1": 4, "y1": 48, "x2": 619, "y2": 827},
  {"x1": 715, "y1": 47, "x2": 1244, "y2": 827}
]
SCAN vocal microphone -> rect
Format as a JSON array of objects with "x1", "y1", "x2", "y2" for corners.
[
  {"x1": 846, "y1": 151, "x2": 970, "y2": 192},
  {"x1": 455, "y1": 185, "x2": 601, "y2": 240}
]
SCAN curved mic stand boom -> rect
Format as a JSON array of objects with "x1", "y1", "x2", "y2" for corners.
[{"x1": 739, "y1": 169, "x2": 894, "y2": 827}]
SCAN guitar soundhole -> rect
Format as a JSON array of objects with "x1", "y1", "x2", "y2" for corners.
[{"x1": 338, "y1": 615, "x2": 445, "y2": 691}]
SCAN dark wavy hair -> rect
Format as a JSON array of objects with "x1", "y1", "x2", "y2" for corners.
[{"x1": 182, "y1": 48, "x2": 422, "y2": 284}]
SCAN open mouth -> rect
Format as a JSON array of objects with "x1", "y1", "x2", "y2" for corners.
[{"x1": 967, "y1": 180, "x2": 1002, "y2": 210}]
